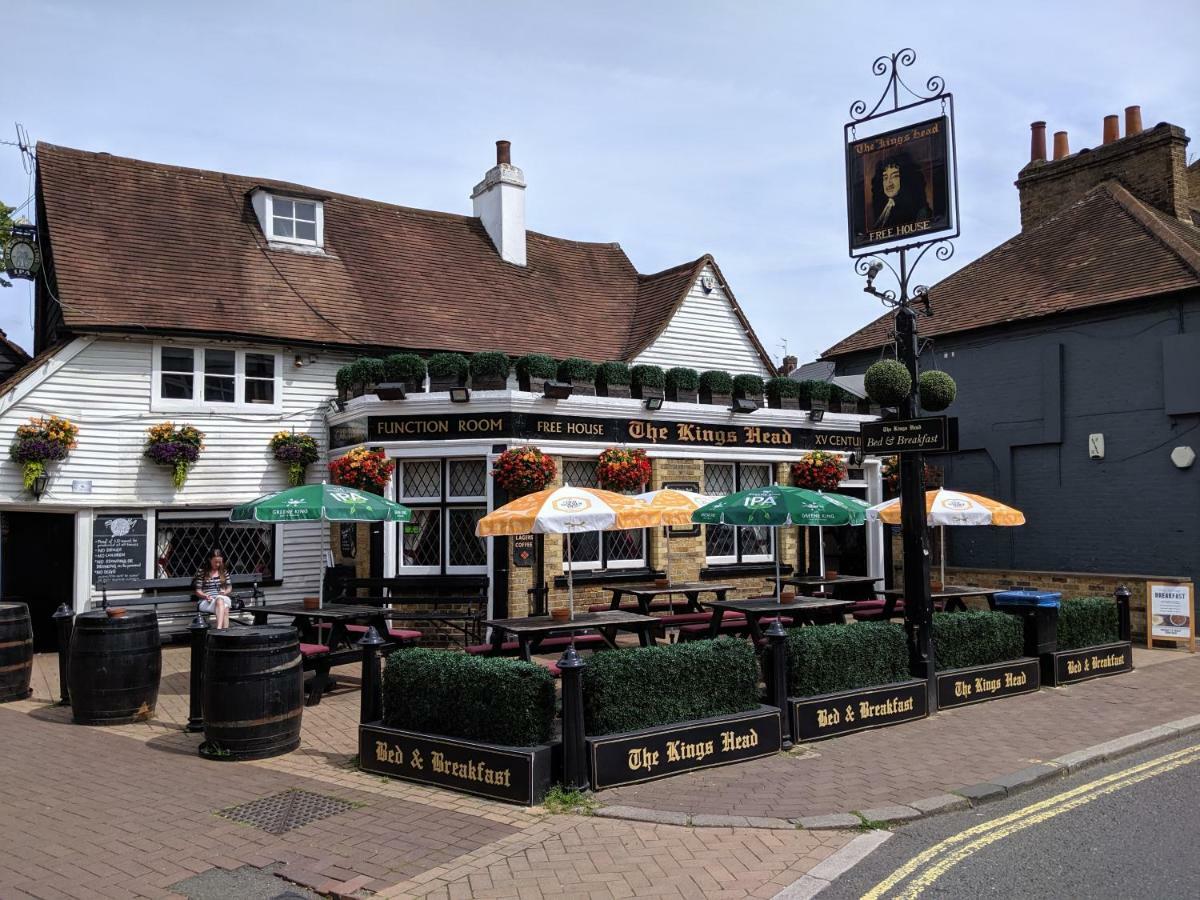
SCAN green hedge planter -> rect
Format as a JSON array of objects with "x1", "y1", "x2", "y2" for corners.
[
  {"x1": 427, "y1": 353, "x2": 469, "y2": 391},
  {"x1": 934, "y1": 611, "x2": 1039, "y2": 708},
  {"x1": 699, "y1": 370, "x2": 734, "y2": 405},
  {"x1": 1043, "y1": 597, "x2": 1132, "y2": 686},
  {"x1": 597, "y1": 361, "x2": 631, "y2": 398},
  {"x1": 665, "y1": 367, "x2": 699, "y2": 403},
  {"x1": 516, "y1": 354, "x2": 558, "y2": 393},
  {"x1": 766, "y1": 377, "x2": 801, "y2": 409},
  {"x1": 794, "y1": 379, "x2": 830, "y2": 412},
  {"x1": 733, "y1": 373, "x2": 764, "y2": 403},
  {"x1": 631, "y1": 364, "x2": 665, "y2": 401},
  {"x1": 558, "y1": 357, "x2": 598, "y2": 396},
  {"x1": 469, "y1": 351, "x2": 511, "y2": 389},
  {"x1": 383, "y1": 353, "x2": 426, "y2": 393}
]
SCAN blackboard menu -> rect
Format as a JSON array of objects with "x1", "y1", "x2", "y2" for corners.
[{"x1": 92, "y1": 515, "x2": 148, "y2": 585}]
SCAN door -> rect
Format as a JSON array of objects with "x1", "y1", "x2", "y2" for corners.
[{"x1": 2, "y1": 512, "x2": 76, "y2": 651}]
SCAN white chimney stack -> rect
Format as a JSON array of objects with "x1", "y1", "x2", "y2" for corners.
[{"x1": 471, "y1": 139, "x2": 526, "y2": 266}]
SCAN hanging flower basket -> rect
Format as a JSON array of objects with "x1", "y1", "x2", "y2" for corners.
[
  {"x1": 145, "y1": 422, "x2": 205, "y2": 489},
  {"x1": 329, "y1": 447, "x2": 395, "y2": 494},
  {"x1": 269, "y1": 431, "x2": 321, "y2": 486},
  {"x1": 790, "y1": 450, "x2": 846, "y2": 492},
  {"x1": 492, "y1": 448, "x2": 557, "y2": 496},
  {"x1": 9, "y1": 415, "x2": 78, "y2": 492},
  {"x1": 596, "y1": 447, "x2": 652, "y2": 492}
]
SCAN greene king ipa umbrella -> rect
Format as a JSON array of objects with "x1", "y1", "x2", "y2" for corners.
[{"x1": 692, "y1": 485, "x2": 871, "y2": 602}]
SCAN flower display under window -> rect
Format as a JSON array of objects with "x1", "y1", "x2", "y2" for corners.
[
  {"x1": 269, "y1": 431, "x2": 321, "y2": 486},
  {"x1": 491, "y1": 448, "x2": 557, "y2": 496},
  {"x1": 329, "y1": 447, "x2": 394, "y2": 494},
  {"x1": 596, "y1": 447, "x2": 652, "y2": 492},
  {"x1": 145, "y1": 422, "x2": 205, "y2": 489},
  {"x1": 790, "y1": 450, "x2": 845, "y2": 492},
  {"x1": 9, "y1": 415, "x2": 78, "y2": 492}
]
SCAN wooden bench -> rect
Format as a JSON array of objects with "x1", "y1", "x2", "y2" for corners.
[
  {"x1": 334, "y1": 575, "x2": 488, "y2": 648},
  {"x1": 94, "y1": 577, "x2": 265, "y2": 635}
]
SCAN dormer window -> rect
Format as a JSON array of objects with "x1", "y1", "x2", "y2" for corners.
[
  {"x1": 249, "y1": 188, "x2": 325, "y2": 250},
  {"x1": 272, "y1": 197, "x2": 318, "y2": 243}
]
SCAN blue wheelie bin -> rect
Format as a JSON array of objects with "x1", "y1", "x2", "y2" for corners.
[{"x1": 994, "y1": 590, "x2": 1061, "y2": 656}]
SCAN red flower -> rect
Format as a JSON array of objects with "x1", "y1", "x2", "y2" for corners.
[
  {"x1": 596, "y1": 448, "x2": 651, "y2": 492},
  {"x1": 492, "y1": 448, "x2": 557, "y2": 495},
  {"x1": 329, "y1": 448, "x2": 395, "y2": 493},
  {"x1": 791, "y1": 451, "x2": 846, "y2": 492}
]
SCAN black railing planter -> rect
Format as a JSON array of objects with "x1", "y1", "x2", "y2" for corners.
[
  {"x1": 52, "y1": 603, "x2": 74, "y2": 705},
  {"x1": 187, "y1": 612, "x2": 208, "y2": 733},
  {"x1": 935, "y1": 656, "x2": 1040, "y2": 709},
  {"x1": 357, "y1": 625, "x2": 388, "y2": 725},
  {"x1": 790, "y1": 680, "x2": 929, "y2": 742}
]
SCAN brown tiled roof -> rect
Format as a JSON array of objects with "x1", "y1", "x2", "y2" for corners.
[
  {"x1": 823, "y1": 181, "x2": 1200, "y2": 358},
  {"x1": 37, "y1": 144, "x2": 771, "y2": 366},
  {"x1": 0, "y1": 342, "x2": 66, "y2": 398}
]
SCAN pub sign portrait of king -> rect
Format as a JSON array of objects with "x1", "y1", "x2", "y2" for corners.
[{"x1": 847, "y1": 116, "x2": 952, "y2": 251}]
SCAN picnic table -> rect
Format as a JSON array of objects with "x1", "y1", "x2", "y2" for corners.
[
  {"x1": 778, "y1": 574, "x2": 883, "y2": 600},
  {"x1": 485, "y1": 610, "x2": 659, "y2": 662},
  {"x1": 607, "y1": 581, "x2": 736, "y2": 615},
  {"x1": 704, "y1": 596, "x2": 853, "y2": 643},
  {"x1": 251, "y1": 603, "x2": 392, "y2": 652},
  {"x1": 879, "y1": 585, "x2": 1001, "y2": 615}
]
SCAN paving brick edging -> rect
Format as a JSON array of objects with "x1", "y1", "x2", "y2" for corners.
[{"x1": 593, "y1": 712, "x2": 1200, "y2": 830}]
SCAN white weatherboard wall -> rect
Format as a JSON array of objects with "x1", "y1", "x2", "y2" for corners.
[
  {"x1": 631, "y1": 266, "x2": 769, "y2": 376},
  {"x1": 0, "y1": 336, "x2": 354, "y2": 611}
]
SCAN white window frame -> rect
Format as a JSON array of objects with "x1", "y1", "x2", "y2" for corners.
[
  {"x1": 267, "y1": 194, "x2": 324, "y2": 247},
  {"x1": 704, "y1": 461, "x2": 775, "y2": 566},
  {"x1": 152, "y1": 344, "x2": 283, "y2": 413},
  {"x1": 395, "y1": 458, "x2": 488, "y2": 576},
  {"x1": 560, "y1": 458, "x2": 647, "y2": 573},
  {"x1": 154, "y1": 508, "x2": 284, "y2": 581}
]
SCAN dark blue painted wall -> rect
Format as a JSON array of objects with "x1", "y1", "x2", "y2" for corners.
[{"x1": 835, "y1": 290, "x2": 1200, "y2": 580}]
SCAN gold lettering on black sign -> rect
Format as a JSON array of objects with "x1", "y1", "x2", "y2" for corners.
[{"x1": 623, "y1": 728, "x2": 758, "y2": 773}]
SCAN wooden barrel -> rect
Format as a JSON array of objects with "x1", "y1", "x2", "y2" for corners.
[
  {"x1": 200, "y1": 626, "x2": 303, "y2": 761},
  {"x1": 0, "y1": 602, "x2": 34, "y2": 703},
  {"x1": 68, "y1": 609, "x2": 161, "y2": 725}
]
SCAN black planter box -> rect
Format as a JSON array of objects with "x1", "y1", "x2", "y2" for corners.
[
  {"x1": 519, "y1": 373, "x2": 551, "y2": 394},
  {"x1": 667, "y1": 387, "x2": 698, "y2": 403},
  {"x1": 471, "y1": 374, "x2": 508, "y2": 390},
  {"x1": 768, "y1": 396, "x2": 800, "y2": 410},
  {"x1": 359, "y1": 721, "x2": 558, "y2": 806},
  {"x1": 586, "y1": 705, "x2": 781, "y2": 790},
  {"x1": 429, "y1": 375, "x2": 465, "y2": 392},
  {"x1": 699, "y1": 389, "x2": 732, "y2": 406},
  {"x1": 790, "y1": 679, "x2": 927, "y2": 741},
  {"x1": 568, "y1": 377, "x2": 597, "y2": 397},
  {"x1": 936, "y1": 657, "x2": 1040, "y2": 709},
  {"x1": 599, "y1": 384, "x2": 632, "y2": 399},
  {"x1": 633, "y1": 384, "x2": 665, "y2": 402},
  {"x1": 1042, "y1": 641, "x2": 1133, "y2": 687}
]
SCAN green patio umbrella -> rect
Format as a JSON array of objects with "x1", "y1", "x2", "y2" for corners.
[
  {"x1": 692, "y1": 486, "x2": 870, "y2": 602},
  {"x1": 231, "y1": 483, "x2": 412, "y2": 523}
]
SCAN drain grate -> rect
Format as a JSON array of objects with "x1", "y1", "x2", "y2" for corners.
[{"x1": 216, "y1": 789, "x2": 356, "y2": 835}]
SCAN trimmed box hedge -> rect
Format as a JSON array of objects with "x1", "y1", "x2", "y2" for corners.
[
  {"x1": 933, "y1": 611, "x2": 1023, "y2": 670},
  {"x1": 785, "y1": 621, "x2": 909, "y2": 697},
  {"x1": 1056, "y1": 597, "x2": 1119, "y2": 651},
  {"x1": 597, "y1": 361, "x2": 631, "y2": 387},
  {"x1": 382, "y1": 649, "x2": 556, "y2": 746},
  {"x1": 583, "y1": 639, "x2": 760, "y2": 736},
  {"x1": 516, "y1": 354, "x2": 558, "y2": 378}
]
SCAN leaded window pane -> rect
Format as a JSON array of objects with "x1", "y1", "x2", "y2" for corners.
[
  {"x1": 402, "y1": 509, "x2": 441, "y2": 567},
  {"x1": 401, "y1": 461, "x2": 441, "y2": 499},
  {"x1": 740, "y1": 464, "x2": 771, "y2": 490},
  {"x1": 705, "y1": 463, "x2": 735, "y2": 496},
  {"x1": 448, "y1": 507, "x2": 486, "y2": 567},
  {"x1": 742, "y1": 526, "x2": 772, "y2": 557},
  {"x1": 155, "y1": 518, "x2": 274, "y2": 580},
  {"x1": 563, "y1": 459, "x2": 597, "y2": 489},
  {"x1": 606, "y1": 529, "x2": 643, "y2": 562},
  {"x1": 567, "y1": 532, "x2": 600, "y2": 566},
  {"x1": 706, "y1": 524, "x2": 736, "y2": 558},
  {"x1": 448, "y1": 459, "x2": 486, "y2": 498}
]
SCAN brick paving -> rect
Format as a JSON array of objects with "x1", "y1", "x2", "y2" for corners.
[{"x1": 600, "y1": 649, "x2": 1200, "y2": 819}]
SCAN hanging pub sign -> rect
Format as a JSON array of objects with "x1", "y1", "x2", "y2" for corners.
[
  {"x1": 860, "y1": 416, "x2": 957, "y2": 455},
  {"x1": 847, "y1": 116, "x2": 953, "y2": 251},
  {"x1": 3, "y1": 221, "x2": 40, "y2": 281},
  {"x1": 512, "y1": 534, "x2": 535, "y2": 567}
]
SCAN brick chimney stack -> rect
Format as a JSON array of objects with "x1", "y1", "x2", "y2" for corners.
[
  {"x1": 1015, "y1": 108, "x2": 1192, "y2": 229},
  {"x1": 1030, "y1": 121, "x2": 1047, "y2": 163},
  {"x1": 780, "y1": 355, "x2": 798, "y2": 376}
]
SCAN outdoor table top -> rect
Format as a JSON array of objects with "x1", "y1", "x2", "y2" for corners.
[
  {"x1": 778, "y1": 574, "x2": 883, "y2": 588},
  {"x1": 879, "y1": 585, "x2": 1000, "y2": 599},
  {"x1": 707, "y1": 596, "x2": 854, "y2": 615},
  {"x1": 485, "y1": 609, "x2": 658, "y2": 635},
  {"x1": 613, "y1": 582, "x2": 736, "y2": 596},
  {"x1": 257, "y1": 602, "x2": 389, "y2": 619}
]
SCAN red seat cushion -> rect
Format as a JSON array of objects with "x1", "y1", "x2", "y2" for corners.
[
  {"x1": 534, "y1": 658, "x2": 562, "y2": 677},
  {"x1": 344, "y1": 623, "x2": 421, "y2": 642},
  {"x1": 852, "y1": 599, "x2": 903, "y2": 621},
  {"x1": 299, "y1": 642, "x2": 330, "y2": 656},
  {"x1": 587, "y1": 601, "x2": 675, "y2": 613},
  {"x1": 656, "y1": 612, "x2": 714, "y2": 627},
  {"x1": 537, "y1": 633, "x2": 608, "y2": 650},
  {"x1": 466, "y1": 641, "x2": 521, "y2": 656}
]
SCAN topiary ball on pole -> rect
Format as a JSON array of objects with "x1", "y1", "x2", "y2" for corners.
[
  {"x1": 864, "y1": 359, "x2": 912, "y2": 407},
  {"x1": 918, "y1": 370, "x2": 957, "y2": 412}
]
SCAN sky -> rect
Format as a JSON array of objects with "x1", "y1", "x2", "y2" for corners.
[{"x1": 2, "y1": 0, "x2": 1197, "y2": 365}]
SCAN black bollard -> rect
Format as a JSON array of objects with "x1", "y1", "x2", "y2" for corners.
[
  {"x1": 357, "y1": 626, "x2": 388, "y2": 724},
  {"x1": 1115, "y1": 584, "x2": 1132, "y2": 643},
  {"x1": 187, "y1": 613, "x2": 209, "y2": 733},
  {"x1": 765, "y1": 619, "x2": 792, "y2": 749},
  {"x1": 558, "y1": 644, "x2": 589, "y2": 792},
  {"x1": 52, "y1": 603, "x2": 74, "y2": 705}
]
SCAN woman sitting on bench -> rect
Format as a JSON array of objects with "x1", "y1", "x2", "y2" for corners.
[{"x1": 192, "y1": 548, "x2": 233, "y2": 630}]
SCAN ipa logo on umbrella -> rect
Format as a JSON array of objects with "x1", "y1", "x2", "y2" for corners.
[
  {"x1": 744, "y1": 496, "x2": 777, "y2": 508},
  {"x1": 943, "y1": 498, "x2": 970, "y2": 510},
  {"x1": 552, "y1": 497, "x2": 593, "y2": 512},
  {"x1": 331, "y1": 489, "x2": 370, "y2": 504}
]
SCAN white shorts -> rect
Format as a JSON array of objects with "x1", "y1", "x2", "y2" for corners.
[{"x1": 198, "y1": 595, "x2": 230, "y2": 614}]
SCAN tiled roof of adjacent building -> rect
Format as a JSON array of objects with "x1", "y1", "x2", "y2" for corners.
[
  {"x1": 36, "y1": 143, "x2": 771, "y2": 366},
  {"x1": 822, "y1": 181, "x2": 1200, "y2": 358}
]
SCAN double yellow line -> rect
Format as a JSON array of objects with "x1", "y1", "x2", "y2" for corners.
[{"x1": 864, "y1": 743, "x2": 1200, "y2": 899}]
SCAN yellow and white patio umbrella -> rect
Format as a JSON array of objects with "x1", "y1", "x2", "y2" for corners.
[
  {"x1": 634, "y1": 489, "x2": 721, "y2": 588},
  {"x1": 866, "y1": 488, "x2": 1025, "y2": 584},
  {"x1": 477, "y1": 485, "x2": 660, "y2": 620}
]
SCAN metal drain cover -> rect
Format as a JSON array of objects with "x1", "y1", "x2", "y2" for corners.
[{"x1": 216, "y1": 789, "x2": 356, "y2": 835}]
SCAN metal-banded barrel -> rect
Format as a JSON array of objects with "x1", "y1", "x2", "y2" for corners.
[
  {"x1": 0, "y1": 602, "x2": 34, "y2": 703},
  {"x1": 68, "y1": 609, "x2": 161, "y2": 725},
  {"x1": 200, "y1": 625, "x2": 303, "y2": 761}
]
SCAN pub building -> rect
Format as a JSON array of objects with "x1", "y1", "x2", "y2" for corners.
[{"x1": 1, "y1": 138, "x2": 883, "y2": 645}]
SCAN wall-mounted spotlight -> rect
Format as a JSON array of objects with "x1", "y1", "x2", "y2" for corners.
[
  {"x1": 449, "y1": 387, "x2": 470, "y2": 404},
  {"x1": 731, "y1": 397, "x2": 757, "y2": 414},
  {"x1": 543, "y1": 380, "x2": 573, "y2": 400},
  {"x1": 644, "y1": 396, "x2": 664, "y2": 411},
  {"x1": 374, "y1": 382, "x2": 407, "y2": 401},
  {"x1": 810, "y1": 408, "x2": 825, "y2": 423}
]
